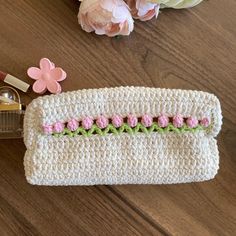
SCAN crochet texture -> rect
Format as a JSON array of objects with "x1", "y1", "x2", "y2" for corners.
[{"x1": 23, "y1": 87, "x2": 222, "y2": 185}]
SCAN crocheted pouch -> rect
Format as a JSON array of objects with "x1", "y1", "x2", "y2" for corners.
[{"x1": 23, "y1": 87, "x2": 222, "y2": 185}]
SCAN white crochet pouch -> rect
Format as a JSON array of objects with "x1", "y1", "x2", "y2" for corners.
[{"x1": 23, "y1": 87, "x2": 222, "y2": 185}]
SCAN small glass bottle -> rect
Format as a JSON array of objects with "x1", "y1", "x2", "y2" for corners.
[{"x1": 0, "y1": 86, "x2": 25, "y2": 138}]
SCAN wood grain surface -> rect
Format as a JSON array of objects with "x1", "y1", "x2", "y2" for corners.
[{"x1": 0, "y1": 0, "x2": 236, "y2": 235}]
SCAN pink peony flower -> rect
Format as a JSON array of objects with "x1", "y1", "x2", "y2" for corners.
[
  {"x1": 127, "y1": 114, "x2": 138, "y2": 127},
  {"x1": 141, "y1": 114, "x2": 153, "y2": 127},
  {"x1": 53, "y1": 122, "x2": 65, "y2": 133},
  {"x1": 27, "y1": 58, "x2": 67, "y2": 94},
  {"x1": 96, "y1": 115, "x2": 109, "y2": 129},
  {"x1": 158, "y1": 115, "x2": 169, "y2": 127},
  {"x1": 186, "y1": 117, "x2": 198, "y2": 128},
  {"x1": 67, "y1": 119, "x2": 79, "y2": 131},
  {"x1": 200, "y1": 117, "x2": 210, "y2": 127},
  {"x1": 43, "y1": 124, "x2": 53, "y2": 134},
  {"x1": 78, "y1": 0, "x2": 134, "y2": 37},
  {"x1": 82, "y1": 117, "x2": 94, "y2": 130},
  {"x1": 125, "y1": 0, "x2": 160, "y2": 21},
  {"x1": 173, "y1": 114, "x2": 184, "y2": 128},
  {"x1": 112, "y1": 115, "x2": 123, "y2": 127}
]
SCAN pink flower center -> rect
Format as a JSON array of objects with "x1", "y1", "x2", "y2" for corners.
[{"x1": 42, "y1": 73, "x2": 51, "y2": 81}]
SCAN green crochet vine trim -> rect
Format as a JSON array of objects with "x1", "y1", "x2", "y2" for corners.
[{"x1": 52, "y1": 123, "x2": 207, "y2": 138}]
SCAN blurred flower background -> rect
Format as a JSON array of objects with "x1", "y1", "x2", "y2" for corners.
[{"x1": 77, "y1": 0, "x2": 203, "y2": 37}]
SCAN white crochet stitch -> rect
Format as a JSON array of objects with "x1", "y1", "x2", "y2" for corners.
[{"x1": 23, "y1": 87, "x2": 222, "y2": 185}]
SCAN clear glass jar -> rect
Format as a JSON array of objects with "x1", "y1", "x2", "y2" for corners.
[{"x1": 0, "y1": 86, "x2": 25, "y2": 139}]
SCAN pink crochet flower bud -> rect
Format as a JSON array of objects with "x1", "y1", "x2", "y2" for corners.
[
  {"x1": 67, "y1": 119, "x2": 79, "y2": 131},
  {"x1": 141, "y1": 114, "x2": 153, "y2": 127},
  {"x1": 43, "y1": 124, "x2": 53, "y2": 134},
  {"x1": 200, "y1": 117, "x2": 210, "y2": 127},
  {"x1": 127, "y1": 114, "x2": 138, "y2": 127},
  {"x1": 112, "y1": 115, "x2": 123, "y2": 128},
  {"x1": 82, "y1": 117, "x2": 94, "y2": 130},
  {"x1": 53, "y1": 122, "x2": 65, "y2": 133},
  {"x1": 96, "y1": 116, "x2": 109, "y2": 129},
  {"x1": 158, "y1": 115, "x2": 169, "y2": 127},
  {"x1": 173, "y1": 114, "x2": 184, "y2": 128},
  {"x1": 186, "y1": 117, "x2": 198, "y2": 128}
]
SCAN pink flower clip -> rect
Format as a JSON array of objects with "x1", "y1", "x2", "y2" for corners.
[{"x1": 27, "y1": 58, "x2": 67, "y2": 94}]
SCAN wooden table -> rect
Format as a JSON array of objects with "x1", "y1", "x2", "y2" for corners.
[{"x1": 0, "y1": 0, "x2": 235, "y2": 235}]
